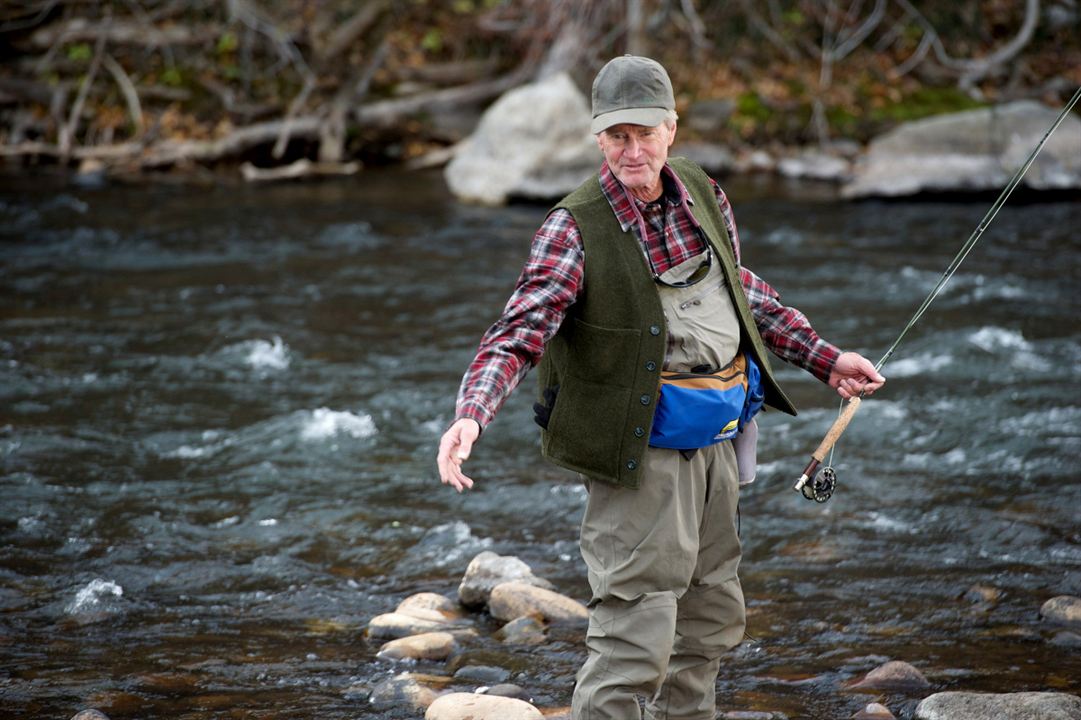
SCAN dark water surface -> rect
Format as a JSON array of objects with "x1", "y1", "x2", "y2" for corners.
[{"x1": 1, "y1": 169, "x2": 1079, "y2": 719}]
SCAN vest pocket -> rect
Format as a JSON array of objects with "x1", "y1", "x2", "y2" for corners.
[
  {"x1": 567, "y1": 316, "x2": 642, "y2": 385},
  {"x1": 544, "y1": 373, "x2": 634, "y2": 481}
]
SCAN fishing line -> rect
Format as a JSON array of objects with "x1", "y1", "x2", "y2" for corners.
[{"x1": 797, "y1": 85, "x2": 1081, "y2": 502}]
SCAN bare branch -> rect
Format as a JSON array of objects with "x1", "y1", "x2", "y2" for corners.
[
  {"x1": 102, "y1": 54, "x2": 144, "y2": 137},
  {"x1": 318, "y1": 0, "x2": 389, "y2": 64},
  {"x1": 60, "y1": 20, "x2": 108, "y2": 159}
]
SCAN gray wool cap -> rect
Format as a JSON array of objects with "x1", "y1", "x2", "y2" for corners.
[{"x1": 590, "y1": 55, "x2": 675, "y2": 134}]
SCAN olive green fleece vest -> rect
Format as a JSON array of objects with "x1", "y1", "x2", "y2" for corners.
[{"x1": 537, "y1": 157, "x2": 797, "y2": 488}]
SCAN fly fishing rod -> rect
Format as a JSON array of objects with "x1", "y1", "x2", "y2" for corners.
[{"x1": 794, "y1": 85, "x2": 1081, "y2": 503}]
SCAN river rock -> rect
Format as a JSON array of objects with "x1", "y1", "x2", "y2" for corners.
[
  {"x1": 71, "y1": 712, "x2": 111, "y2": 720},
  {"x1": 453, "y1": 665, "x2": 511, "y2": 684},
  {"x1": 444, "y1": 72, "x2": 596, "y2": 205},
  {"x1": 853, "y1": 703, "x2": 896, "y2": 719},
  {"x1": 915, "y1": 691, "x2": 1081, "y2": 720},
  {"x1": 1051, "y1": 630, "x2": 1081, "y2": 648},
  {"x1": 843, "y1": 100, "x2": 1081, "y2": 198},
  {"x1": 367, "y1": 672, "x2": 441, "y2": 711},
  {"x1": 1041, "y1": 595, "x2": 1081, "y2": 628},
  {"x1": 457, "y1": 551, "x2": 555, "y2": 608},
  {"x1": 778, "y1": 150, "x2": 852, "y2": 182},
  {"x1": 367, "y1": 610, "x2": 468, "y2": 640},
  {"x1": 377, "y1": 631, "x2": 457, "y2": 661},
  {"x1": 488, "y1": 582, "x2": 588, "y2": 624},
  {"x1": 496, "y1": 615, "x2": 547, "y2": 645},
  {"x1": 675, "y1": 144, "x2": 734, "y2": 175},
  {"x1": 397, "y1": 592, "x2": 465, "y2": 620},
  {"x1": 483, "y1": 683, "x2": 528, "y2": 699},
  {"x1": 425, "y1": 692, "x2": 543, "y2": 720},
  {"x1": 848, "y1": 660, "x2": 930, "y2": 692}
]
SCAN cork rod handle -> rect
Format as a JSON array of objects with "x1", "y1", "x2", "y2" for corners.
[{"x1": 812, "y1": 396, "x2": 861, "y2": 461}]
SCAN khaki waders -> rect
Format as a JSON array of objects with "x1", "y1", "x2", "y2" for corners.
[{"x1": 572, "y1": 251, "x2": 746, "y2": 720}]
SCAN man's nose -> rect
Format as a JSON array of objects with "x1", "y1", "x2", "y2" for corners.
[{"x1": 624, "y1": 136, "x2": 642, "y2": 156}]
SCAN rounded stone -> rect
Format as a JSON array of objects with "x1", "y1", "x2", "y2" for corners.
[
  {"x1": 397, "y1": 592, "x2": 465, "y2": 620},
  {"x1": 496, "y1": 615, "x2": 547, "y2": 645},
  {"x1": 368, "y1": 672, "x2": 441, "y2": 711},
  {"x1": 457, "y1": 551, "x2": 555, "y2": 608},
  {"x1": 1041, "y1": 595, "x2": 1081, "y2": 629},
  {"x1": 848, "y1": 660, "x2": 930, "y2": 692},
  {"x1": 453, "y1": 665, "x2": 512, "y2": 684},
  {"x1": 425, "y1": 692, "x2": 543, "y2": 720},
  {"x1": 853, "y1": 703, "x2": 896, "y2": 719},
  {"x1": 377, "y1": 631, "x2": 457, "y2": 661},
  {"x1": 915, "y1": 691, "x2": 1081, "y2": 720},
  {"x1": 488, "y1": 582, "x2": 587, "y2": 625},
  {"x1": 71, "y1": 712, "x2": 111, "y2": 720},
  {"x1": 367, "y1": 611, "x2": 456, "y2": 640}
]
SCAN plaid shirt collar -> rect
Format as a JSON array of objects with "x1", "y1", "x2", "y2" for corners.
[{"x1": 598, "y1": 161, "x2": 701, "y2": 238}]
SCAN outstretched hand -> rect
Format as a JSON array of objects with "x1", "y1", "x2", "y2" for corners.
[
  {"x1": 828, "y1": 352, "x2": 886, "y2": 399},
  {"x1": 437, "y1": 418, "x2": 481, "y2": 492}
]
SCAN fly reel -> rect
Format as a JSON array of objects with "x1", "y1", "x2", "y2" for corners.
[{"x1": 800, "y1": 466, "x2": 836, "y2": 503}]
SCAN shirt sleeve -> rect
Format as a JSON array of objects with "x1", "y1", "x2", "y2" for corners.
[
  {"x1": 711, "y1": 178, "x2": 841, "y2": 383},
  {"x1": 455, "y1": 209, "x2": 584, "y2": 429}
]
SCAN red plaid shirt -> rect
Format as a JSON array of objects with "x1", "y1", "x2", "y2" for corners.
[{"x1": 456, "y1": 161, "x2": 841, "y2": 429}]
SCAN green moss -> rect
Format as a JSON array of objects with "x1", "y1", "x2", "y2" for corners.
[{"x1": 871, "y1": 87, "x2": 986, "y2": 123}]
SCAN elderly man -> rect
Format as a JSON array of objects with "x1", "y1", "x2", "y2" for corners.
[{"x1": 437, "y1": 55, "x2": 884, "y2": 720}]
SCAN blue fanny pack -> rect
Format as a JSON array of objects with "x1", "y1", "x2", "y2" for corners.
[{"x1": 648, "y1": 352, "x2": 765, "y2": 450}]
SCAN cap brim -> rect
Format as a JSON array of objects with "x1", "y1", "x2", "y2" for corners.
[{"x1": 591, "y1": 107, "x2": 670, "y2": 134}]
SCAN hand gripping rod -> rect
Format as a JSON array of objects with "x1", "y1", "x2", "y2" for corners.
[{"x1": 794, "y1": 86, "x2": 1081, "y2": 496}]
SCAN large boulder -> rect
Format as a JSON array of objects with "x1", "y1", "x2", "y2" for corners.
[
  {"x1": 915, "y1": 691, "x2": 1081, "y2": 720},
  {"x1": 843, "y1": 101, "x2": 1081, "y2": 198},
  {"x1": 444, "y1": 72, "x2": 597, "y2": 205},
  {"x1": 457, "y1": 551, "x2": 555, "y2": 608}
]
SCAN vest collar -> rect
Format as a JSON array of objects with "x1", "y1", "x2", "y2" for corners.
[{"x1": 599, "y1": 162, "x2": 701, "y2": 240}]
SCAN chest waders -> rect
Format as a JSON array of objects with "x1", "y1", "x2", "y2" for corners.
[{"x1": 573, "y1": 250, "x2": 749, "y2": 720}]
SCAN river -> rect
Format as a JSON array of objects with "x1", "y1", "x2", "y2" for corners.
[{"x1": 1, "y1": 168, "x2": 1079, "y2": 719}]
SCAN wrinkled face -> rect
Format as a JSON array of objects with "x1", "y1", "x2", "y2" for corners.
[{"x1": 596, "y1": 121, "x2": 677, "y2": 197}]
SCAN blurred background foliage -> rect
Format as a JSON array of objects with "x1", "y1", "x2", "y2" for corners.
[{"x1": 0, "y1": 0, "x2": 1078, "y2": 172}]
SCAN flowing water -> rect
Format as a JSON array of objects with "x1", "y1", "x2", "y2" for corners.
[{"x1": 1, "y1": 168, "x2": 1079, "y2": 719}]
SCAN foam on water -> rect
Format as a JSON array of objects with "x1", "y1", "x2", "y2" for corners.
[
  {"x1": 299, "y1": 408, "x2": 377, "y2": 441},
  {"x1": 968, "y1": 326, "x2": 1032, "y2": 353},
  {"x1": 66, "y1": 579, "x2": 123, "y2": 615},
  {"x1": 886, "y1": 352, "x2": 953, "y2": 378},
  {"x1": 244, "y1": 336, "x2": 291, "y2": 371}
]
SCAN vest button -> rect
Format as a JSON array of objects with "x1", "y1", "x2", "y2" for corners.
[
  {"x1": 649, "y1": 325, "x2": 661, "y2": 336},
  {"x1": 645, "y1": 361, "x2": 657, "y2": 371},
  {"x1": 634, "y1": 426, "x2": 645, "y2": 437},
  {"x1": 640, "y1": 394, "x2": 651, "y2": 405},
  {"x1": 626, "y1": 459, "x2": 638, "y2": 470}
]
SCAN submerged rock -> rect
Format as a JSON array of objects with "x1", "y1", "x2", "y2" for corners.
[
  {"x1": 453, "y1": 665, "x2": 511, "y2": 684},
  {"x1": 915, "y1": 691, "x2": 1081, "y2": 720},
  {"x1": 71, "y1": 712, "x2": 111, "y2": 720},
  {"x1": 1041, "y1": 595, "x2": 1081, "y2": 629},
  {"x1": 457, "y1": 551, "x2": 554, "y2": 608},
  {"x1": 853, "y1": 703, "x2": 896, "y2": 719},
  {"x1": 444, "y1": 73, "x2": 596, "y2": 205},
  {"x1": 367, "y1": 672, "x2": 442, "y2": 711},
  {"x1": 483, "y1": 683, "x2": 528, "y2": 700},
  {"x1": 425, "y1": 692, "x2": 543, "y2": 720},
  {"x1": 848, "y1": 660, "x2": 930, "y2": 692},
  {"x1": 488, "y1": 582, "x2": 588, "y2": 624},
  {"x1": 496, "y1": 615, "x2": 547, "y2": 645},
  {"x1": 376, "y1": 631, "x2": 457, "y2": 661},
  {"x1": 843, "y1": 101, "x2": 1081, "y2": 198}
]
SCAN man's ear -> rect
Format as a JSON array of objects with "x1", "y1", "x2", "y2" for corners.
[
  {"x1": 667, "y1": 121, "x2": 678, "y2": 147},
  {"x1": 595, "y1": 132, "x2": 605, "y2": 151}
]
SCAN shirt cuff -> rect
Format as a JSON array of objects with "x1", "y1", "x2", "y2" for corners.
[
  {"x1": 454, "y1": 401, "x2": 492, "y2": 432},
  {"x1": 807, "y1": 339, "x2": 843, "y2": 385}
]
